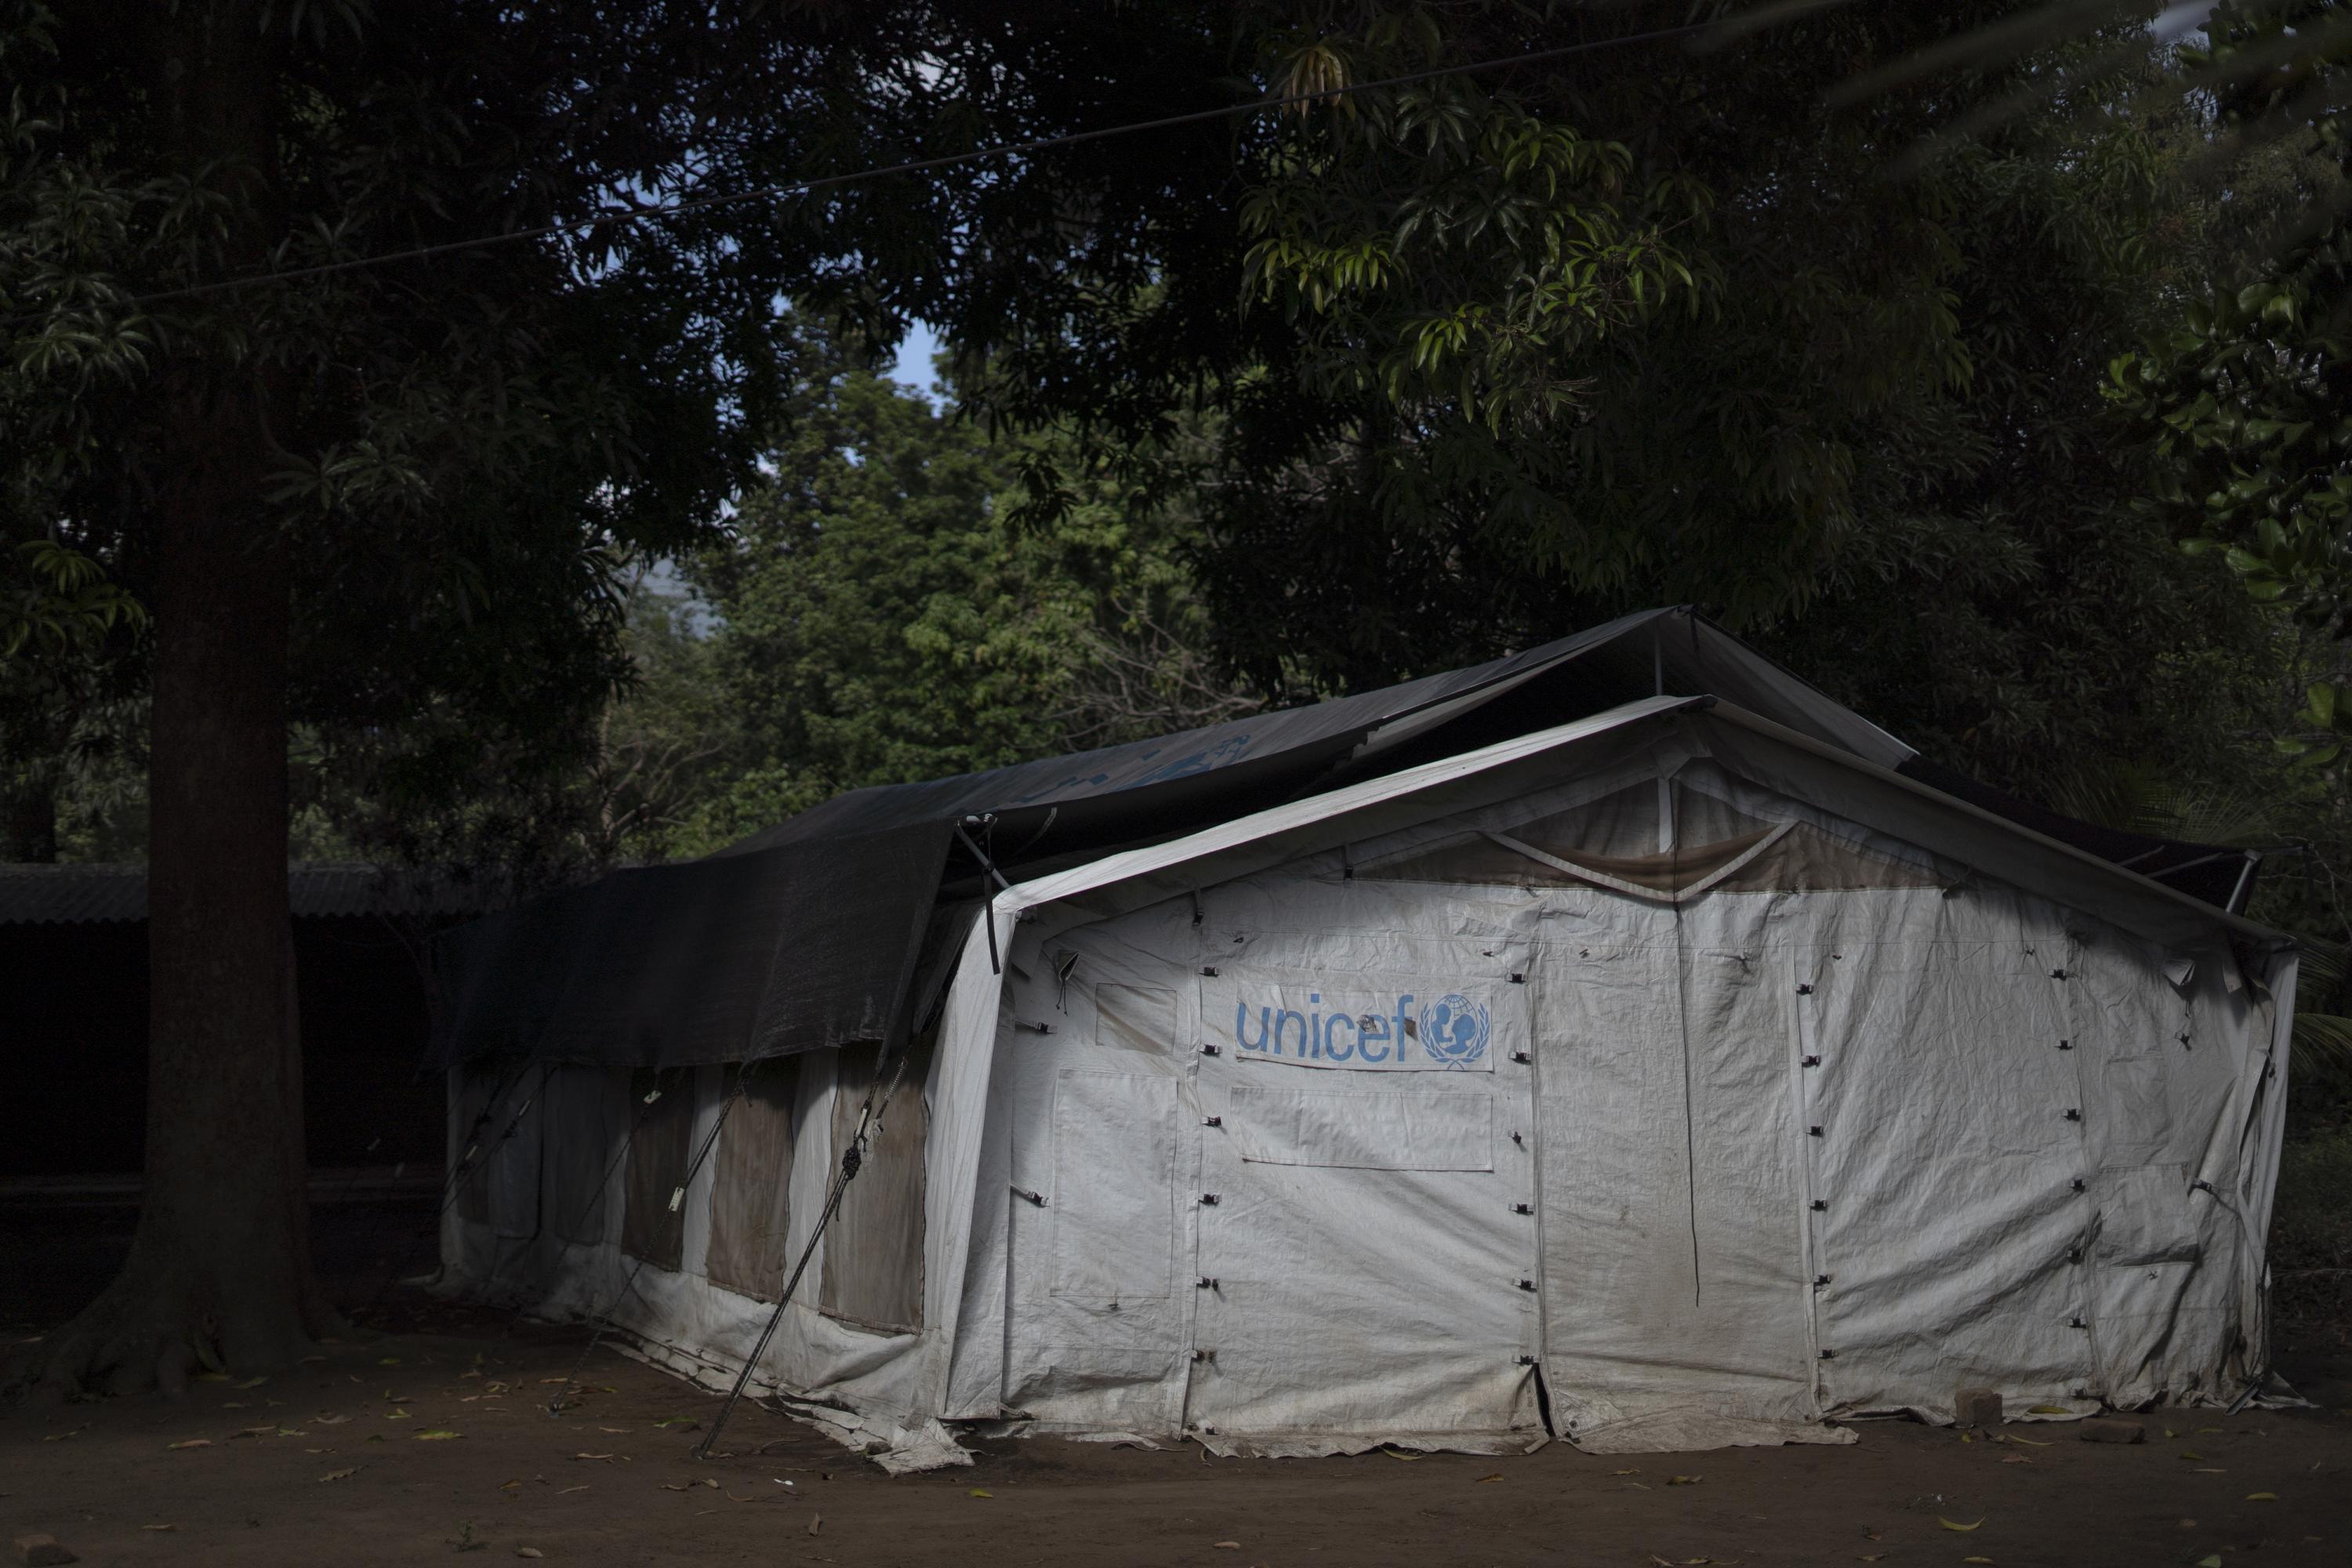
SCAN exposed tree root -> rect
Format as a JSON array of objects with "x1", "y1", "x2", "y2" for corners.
[{"x1": 4, "y1": 1242, "x2": 343, "y2": 1406}]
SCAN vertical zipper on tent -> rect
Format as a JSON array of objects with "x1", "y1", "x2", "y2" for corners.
[
  {"x1": 1520, "y1": 955, "x2": 1553, "y2": 1428},
  {"x1": 1786, "y1": 951, "x2": 1830, "y2": 1409},
  {"x1": 2047, "y1": 937, "x2": 2105, "y2": 1402},
  {"x1": 1669, "y1": 826, "x2": 1700, "y2": 1307},
  {"x1": 1175, "y1": 956, "x2": 1215, "y2": 1438}
]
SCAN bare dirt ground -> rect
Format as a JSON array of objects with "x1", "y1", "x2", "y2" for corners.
[{"x1": 4, "y1": 1201, "x2": 2347, "y2": 1568}]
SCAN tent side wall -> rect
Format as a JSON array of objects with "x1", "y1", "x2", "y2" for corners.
[
  {"x1": 934, "y1": 746, "x2": 2289, "y2": 1445},
  {"x1": 435, "y1": 1044, "x2": 960, "y2": 1438}
]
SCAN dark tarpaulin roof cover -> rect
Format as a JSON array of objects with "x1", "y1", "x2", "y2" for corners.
[{"x1": 429, "y1": 607, "x2": 2259, "y2": 1068}]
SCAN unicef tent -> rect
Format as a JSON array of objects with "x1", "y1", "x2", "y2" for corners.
[{"x1": 430, "y1": 610, "x2": 2296, "y2": 1466}]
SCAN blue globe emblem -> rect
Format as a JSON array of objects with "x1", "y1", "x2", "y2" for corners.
[{"x1": 1418, "y1": 993, "x2": 1490, "y2": 1069}]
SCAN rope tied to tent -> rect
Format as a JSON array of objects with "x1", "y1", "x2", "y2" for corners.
[
  {"x1": 954, "y1": 814, "x2": 1013, "y2": 974},
  {"x1": 693, "y1": 1046, "x2": 913, "y2": 1461}
]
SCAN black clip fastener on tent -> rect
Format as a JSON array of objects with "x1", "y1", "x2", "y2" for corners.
[
  {"x1": 954, "y1": 814, "x2": 1012, "y2": 974},
  {"x1": 1012, "y1": 1185, "x2": 1045, "y2": 1207}
]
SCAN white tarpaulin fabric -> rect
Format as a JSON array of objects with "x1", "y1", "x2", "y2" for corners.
[{"x1": 438, "y1": 698, "x2": 2294, "y2": 1467}]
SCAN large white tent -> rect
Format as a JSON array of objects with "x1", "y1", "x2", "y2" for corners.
[{"x1": 434, "y1": 616, "x2": 2295, "y2": 1467}]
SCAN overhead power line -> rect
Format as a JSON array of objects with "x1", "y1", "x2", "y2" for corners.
[{"x1": 27, "y1": 18, "x2": 1728, "y2": 319}]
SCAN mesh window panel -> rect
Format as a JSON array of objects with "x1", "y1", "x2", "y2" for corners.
[
  {"x1": 818, "y1": 1038, "x2": 931, "y2": 1334},
  {"x1": 703, "y1": 1058, "x2": 800, "y2": 1301},
  {"x1": 620, "y1": 1065, "x2": 695, "y2": 1272},
  {"x1": 547, "y1": 1066, "x2": 626, "y2": 1247}
]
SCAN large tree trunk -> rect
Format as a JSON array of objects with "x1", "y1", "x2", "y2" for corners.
[
  {"x1": 9, "y1": 2, "x2": 332, "y2": 1397},
  {"x1": 20, "y1": 385, "x2": 332, "y2": 1394}
]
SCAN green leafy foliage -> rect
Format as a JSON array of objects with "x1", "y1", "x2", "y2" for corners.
[
  {"x1": 938, "y1": 2, "x2": 2272, "y2": 800},
  {"x1": 2108, "y1": 3, "x2": 2352, "y2": 635},
  {"x1": 650, "y1": 336, "x2": 1254, "y2": 858}
]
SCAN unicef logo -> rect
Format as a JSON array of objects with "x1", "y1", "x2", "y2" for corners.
[{"x1": 1418, "y1": 993, "x2": 1490, "y2": 1069}]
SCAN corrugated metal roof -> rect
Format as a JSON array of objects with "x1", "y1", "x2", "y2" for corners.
[{"x1": 0, "y1": 862, "x2": 512, "y2": 926}]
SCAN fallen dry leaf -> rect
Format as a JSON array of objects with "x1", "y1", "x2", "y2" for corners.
[
  {"x1": 808, "y1": 1514, "x2": 824, "y2": 1537},
  {"x1": 166, "y1": 1439, "x2": 213, "y2": 1450},
  {"x1": 599, "y1": 1426, "x2": 627, "y2": 1434},
  {"x1": 2247, "y1": 1492, "x2": 2279, "y2": 1501},
  {"x1": 558, "y1": 1485, "x2": 589, "y2": 1495},
  {"x1": 1857, "y1": 1557, "x2": 1886, "y2": 1563},
  {"x1": 320, "y1": 1468, "x2": 358, "y2": 1482},
  {"x1": 1475, "y1": 1473, "x2": 1503, "y2": 1484},
  {"x1": 2004, "y1": 1435, "x2": 2050, "y2": 1447},
  {"x1": 516, "y1": 1552, "x2": 543, "y2": 1561},
  {"x1": 1665, "y1": 1475, "x2": 1702, "y2": 1486},
  {"x1": 572, "y1": 1453, "x2": 615, "y2": 1461},
  {"x1": 2180, "y1": 1451, "x2": 2205, "y2": 1461},
  {"x1": 1613, "y1": 1468, "x2": 1641, "y2": 1475},
  {"x1": 140, "y1": 1524, "x2": 177, "y2": 1532},
  {"x1": 2000, "y1": 1455, "x2": 2033, "y2": 1465},
  {"x1": 970, "y1": 1489, "x2": 993, "y2": 1498},
  {"x1": 1938, "y1": 1517, "x2": 1984, "y2": 1532},
  {"x1": 662, "y1": 1483, "x2": 690, "y2": 1492},
  {"x1": 314, "y1": 1415, "x2": 350, "y2": 1426},
  {"x1": 1214, "y1": 1544, "x2": 1240, "y2": 1552},
  {"x1": 1962, "y1": 1557, "x2": 1994, "y2": 1565},
  {"x1": 414, "y1": 1429, "x2": 463, "y2": 1441}
]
